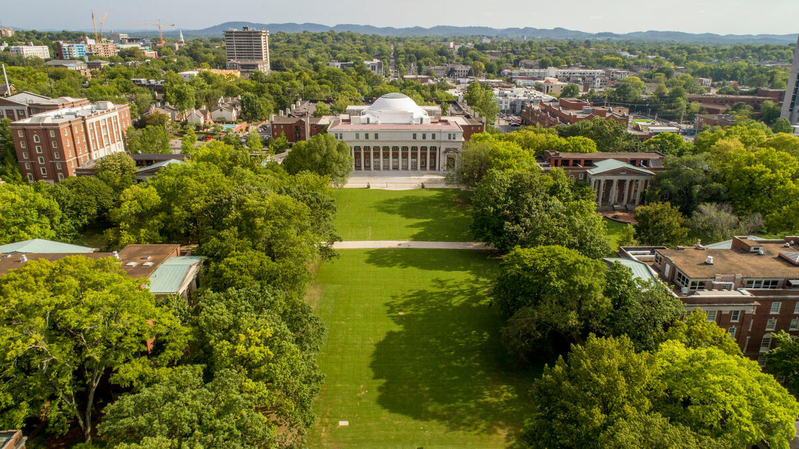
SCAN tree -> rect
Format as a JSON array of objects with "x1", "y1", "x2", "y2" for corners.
[
  {"x1": 105, "y1": 184, "x2": 164, "y2": 247},
  {"x1": 634, "y1": 202, "x2": 689, "y2": 247},
  {"x1": 282, "y1": 133, "x2": 353, "y2": 185},
  {"x1": 246, "y1": 129, "x2": 263, "y2": 152},
  {"x1": 525, "y1": 335, "x2": 657, "y2": 449},
  {"x1": 125, "y1": 125, "x2": 172, "y2": 154},
  {"x1": 687, "y1": 203, "x2": 747, "y2": 243},
  {"x1": 559, "y1": 136, "x2": 597, "y2": 153},
  {"x1": 0, "y1": 118, "x2": 22, "y2": 183},
  {"x1": 0, "y1": 256, "x2": 187, "y2": 442},
  {"x1": 557, "y1": 117, "x2": 639, "y2": 152},
  {"x1": 0, "y1": 182, "x2": 64, "y2": 244},
  {"x1": 761, "y1": 100, "x2": 782, "y2": 125},
  {"x1": 240, "y1": 92, "x2": 265, "y2": 123},
  {"x1": 181, "y1": 128, "x2": 197, "y2": 154},
  {"x1": 448, "y1": 139, "x2": 535, "y2": 187},
  {"x1": 772, "y1": 118, "x2": 794, "y2": 134},
  {"x1": 51, "y1": 176, "x2": 116, "y2": 230},
  {"x1": 471, "y1": 168, "x2": 612, "y2": 258},
  {"x1": 313, "y1": 102, "x2": 331, "y2": 117},
  {"x1": 99, "y1": 366, "x2": 275, "y2": 448},
  {"x1": 496, "y1": 246, "x2": 608, "y2": 357},
  {"x1": 560, "y1": 83, "x2": 580, "y2": 98},
  {"x1": 269, "y1": 134, "x2": 290, "y2": 154},
  {"x1": 767, "y1": 330, "x2": 799, "y2": 398},
  {"x1": 646, "y1": 153, "x2": 725, "y2": 215},
  {"x1": 166, "y1": 83, "x2": 196, "y2": 114},
  {"x1": 95, "y1": 151, "x2": 137, "y2": 193},
  {"x1": 657, "y1": 309, "x2": 742, "y2": 357},
  {"x1": 642, "y1": 132, "x2": 693, "y2": 156},
  {"x1": 597, "y1": 413, "x2": 726, "y2": 449},
  {"x1": 604, "y1": 263, "x2": 683, "y2": 352},
  {"x1": 656, "y1": 340, "x2": 799, "y2": 449},
  {"x1": 463, "y1": 81, "x2": 498, "y2": 124}
]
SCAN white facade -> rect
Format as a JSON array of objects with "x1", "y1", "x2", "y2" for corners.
[
  {"x1": 9, "y1": 45, "x2": 51, "y2": 59},
  {"x1": 328, "y1": 93, "x2": 465, "y2": 172}
]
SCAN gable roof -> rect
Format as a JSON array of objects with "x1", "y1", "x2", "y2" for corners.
[
  {"x1": 147, "y1": 256, "x2": 203, "y2": 294},
  {"x1": 0, "y1": 239, "x2": 95, "y2": 254},
  {"x1": 604, "y1": 258, "x2": 658, "y2": 282},
  {"x1": 587, "y1": 159, "x2": 654, "y2": 176}
]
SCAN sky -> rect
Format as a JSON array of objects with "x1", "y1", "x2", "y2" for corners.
[{"x1": 1, "y1": 0, "x2": 798, "y2": 35}]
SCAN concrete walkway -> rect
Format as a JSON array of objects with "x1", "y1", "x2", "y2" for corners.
[
  {"x1": 343, "y1": 171, "x2": 453, "y2": 190},
  {"x1": 333, "y1": 240, "x2": 493, "y2": 250}
]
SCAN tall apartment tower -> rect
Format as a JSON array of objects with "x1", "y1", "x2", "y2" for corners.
[
  {"x1": 781, "y1": 34, "x2": 799, "y2": 125},
  {"x1": 224, "y1": 27, "x2": 270, "y2": 78}
]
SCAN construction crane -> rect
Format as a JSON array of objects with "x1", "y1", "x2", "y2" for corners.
[
  {"x1": 99, "y1": 12, "x2": 109, "y2": 40},
  {"x1": 91, "y1": 11, "x2": 98, "y2": 43},
  {"x1": 110, "y1": 20, "x2": 175, "y2": 46}
]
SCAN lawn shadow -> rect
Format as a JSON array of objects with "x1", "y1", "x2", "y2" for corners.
[
  {"x1": 369, "y1": 275, "x2": 541, "y2": 446},
  {"x1": 364, "y1": 248, "x2": 503, "y2": 273},
  {"x1": 374, "y1": 189, "x2": 473, "y2": 241}
]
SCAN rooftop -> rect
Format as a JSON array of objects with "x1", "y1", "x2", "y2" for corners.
[
  {"x1": 12, "y1": 101, "x2": 123, "y2": 125},
  {"x1": 587, "y1": 159, "x2": 654, "y2": 176},
  {"x1": 657, "y1": 239, "x2": 799, "y2": 280},
  {"x1": 0, "y1": 239, "x2": 95, "y2": 254}
]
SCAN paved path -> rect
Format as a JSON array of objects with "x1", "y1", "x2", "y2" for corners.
[
  {"x1": 343, "y1": 171, "x2": 454, "y2": 190},
  {"x1": 333, "y1": 240, "x2": 493, "y2": 250}
]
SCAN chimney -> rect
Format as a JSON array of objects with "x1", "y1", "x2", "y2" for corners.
[
  {"x1": 20, "y1": 254, "x2": 27, "y2": 263},
  {"x1": 112, "y1": 250, "x2": 120, "y2": 260},
  {"x1": 705, "y1": 256, "x2": 713, "y2": 265}
]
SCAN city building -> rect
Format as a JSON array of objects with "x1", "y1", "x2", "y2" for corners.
[
  {"x1": 10, "y1": 101, "x2": 132, "y2": 184},
  {"x1": 85, "y1": 41, "x2": 118, "y2": 58},
  {"x1": 539, "y1": 150, "x2": 664, "y2": 209},
  {"x1": 327, "y1": 61, "x2": 355, "y2": 70},
  {"x1": 8, "y1": 44, "x2": 50, "y2": 59},
  {"x1": 327, "y1": 93, "x2": 482, "y2": 172},
  {"x1": 0, "y1": 92, "x2": 90, "y2": 121},
  {"x1": 87, "y1": 59, "x2": 111, "y2": 70},
  {"x1": 0, "y1": 430, "x2": 25, "y2": 449},
  {"x1": 224, "y1": 27, "x2": 270, "y2": 77},
  {"x1": 0, "y1": 240, "x2": 203, "y2": 301},
  {"x1": 521, "y1": 98, "x2": 630, "y2": 128},
  {"x1": 271, "y1": 115, "x2": 330, "y2": 143},
  {"x1": 210, "y1": 97, "x2": 241, "y2": 123},
  {"x1": 45, "y1": 59, "x2": 91, "y2": 78},
  {"x1": 696, "y1": 113, "x2": 737, "y2": 129},
  {"x1": 56, "y1": 42, "x2": 86, "y2": 59},
  {"x1": 781, "y1": 35, "x2": 799, "y2": 125},
  {"x1": 624, "y1": 236, "x2": 799, "y2": 364},
  {"x1": 0, "y1": 27, "x2": 14, "y2": 37},
  {"x1": 365, "y1": 59, "x2": 384, "y2": 76}
]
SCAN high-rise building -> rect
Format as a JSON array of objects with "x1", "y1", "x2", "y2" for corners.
[
  {"x1": 10, "y1": 101, "x2": 132, "y2": 184},
  {"x1": 781, "y1": 35, "x2": 799, "y2": 125},
  {"x1": 56, "y1": 42, "x2": 86, "y2": 59},
  {"x1": 224, "y1": 27, "x2": 270, "y2": 77},
  {"x1": 9, "y1": 45, "x2": 51, "y2": 59}
]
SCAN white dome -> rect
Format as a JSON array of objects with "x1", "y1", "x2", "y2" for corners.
[{"x1": 357, "y1": 93, "x2": 430, "y2": 124}]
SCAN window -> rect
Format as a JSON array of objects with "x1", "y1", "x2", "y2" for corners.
[
  {"x1": 728, "y1": 326, "x2": 736, "y2": 338},
  {"x1": 53, "y1": 152, "x2": 59, "y2": 159},
  {"x1": 655, "y1": 254, "x2": 663, "y2": 265},
  {"x1": 730, "y1": 310, "x2": 741, "y2": 322},
  {"x1": 33, "y1": 135, "x2": 40, "y2": 143},
  {"x1": 40, "y1": 167, "x2": 47, "y2": 175},
  {"x1": 19, "y1": 141, "x2": 25, "y2": 149},
  {"x1": 56, "y1": 162, "x2": 61, "y2": 170},
  {"x1": 761, "y1": 334, "x2": 772, "y2": 352},
  {"x1": 578, "y1": 173, "x2": 584, "y2": 180},
  {"x1": 413, "y1": 133, "x2": 417, "y2": 140},
  {"x1": 706, "y1": 310, "x2": 717, "y2": 322},
  {"x1": 745, "y1": 279, "x2": 780, "y2": 289},
  {"x1": 365, "y1": 133, "x2": 369, "y2": 140},
  {"x1": 26, "y1": 173, "x2": 34, "y2": 182},
  {"x1": 795, "y1": 303, "x2": 799, "y2": 314},
  {"x1": 422, "y1": 133, "x2": 426, "y2": 140},
  {"x1": 37, "y1": 157, "x2": 44, "y2": 164},
  {"x1": 24, "y1": 163, "x2": 30, "y2": 170},
  {"x1": 17, "y1": 130, "x2": 23, "y2": 137},
  {"x1": 758, "y1": 355, "x2": 768, "y2": 367},
  {"x1": 766, "y1": 318, "x2": 777, "y2": 331},
  {"x1": 675, "y1": 271, "x2": 689, "y2": 287},
  {"x1": 22, "y1": 152, "x2": 28, "y2": 160},
  {"x1": 51, "y1": 141, "x2": 58, "y2": 148},
  {"x1": 432, "y1": 133, "x2": 436, "y2": 139},
  {"x1": 355, "y1": 133, "x2": 359, "y2": 140},
  {"x1": 57, "y1": 173, "x2": 64, "y2": 182},
  {"x1": 35, "y1": 146, "x2": 42, "y2": 154},
  {"x1": 791, "y1": 319, "x2": 799, "y2": 331},
  {"x1": 49, "y1": 130, "x2": 55, "y2": 138},
  {"x1": 771, "y1": 302, "x2": 782, "y2": 314},
  {"x1": 689, "y1": 280, "x2": 706, "y2": 291},
  {"x1": 374, "y1": 133, "x2": 378, "y2": 140}
]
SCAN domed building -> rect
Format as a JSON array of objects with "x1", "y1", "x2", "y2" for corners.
[{"x1": 327, "y1": 93, "x2": 484, "y2": 172}]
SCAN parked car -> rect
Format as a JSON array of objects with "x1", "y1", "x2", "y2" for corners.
[{"x1": 198, "y1": 135, "x2": 213, "y2": 141}]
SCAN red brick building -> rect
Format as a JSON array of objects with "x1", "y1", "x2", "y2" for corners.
[
  {"x1": 0, "y1": 92, "x2": 90, "y2": 121},
  {"x1": 625, "y1": 236, "x2": 799, "y2": 364},
  {"x1": 271, "y1": 116, "x2": 329, "y2": 143},
  {"x1": 10, "y1": 101, "x2": 132, "y2": 184},
  {"x1": 521, "y1": 98, "x2": 630, "y2": 128}
]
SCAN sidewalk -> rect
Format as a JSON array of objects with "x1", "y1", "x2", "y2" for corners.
[
  {"x1": 343, "y1": 171, "x2": 454, "y2": 190},
  {"x1": 332, "y1": 241, "x2": 493, "y2": 250}
]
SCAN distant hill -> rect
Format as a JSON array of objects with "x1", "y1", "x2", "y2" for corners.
[{"x1": 170, "y1": 22, "x2": 798, "y2": 44}]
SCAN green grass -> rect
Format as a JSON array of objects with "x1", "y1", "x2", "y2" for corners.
[
  {"x1": 333, "y1": 189, "x2": 473, "y2": 241},
  {"x1": 604, "y1": 218, "x2": 629, "y2": 250},
  {"x1": 307, "y1": 249, "x2": 539, "y2": 448}
]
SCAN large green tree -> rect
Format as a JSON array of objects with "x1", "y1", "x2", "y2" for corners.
[
  {"x1": 125, "y1": 125, "x2": 172, "y2": 154},
  {"x1": 282, "y1": 133, "x2": 353, "y2": 185},
  {"x1": 0, "y1": 256, "x2": 187, "y2": 442},
  {"x1": 633, "y1": 201, "x2": 689, "y2": 247},
  {"x1": 0, "y1": 182, "x2": 65, "y2": 244},
  {"x1": 463, "y1": 81, "x2": 498, "y2": 124}
]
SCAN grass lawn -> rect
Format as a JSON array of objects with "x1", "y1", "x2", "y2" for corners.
[
  {"x1": 307, "y1": 249, "x2": 539, "y2": 448},
  {"x1": 604, "y1": 217, "x2": 629, "y2": 250},
  {"x1": 333, "y1": 189, "x2": 473, "y2": 241}
]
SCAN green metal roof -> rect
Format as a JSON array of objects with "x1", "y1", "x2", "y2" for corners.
[
  {"x1": 0, "y1": 239, "x2": 95, "y2": 254},
  {"x1": 587, "y1": 159, "x2": 654, "y2": 176},
  {"x1": 147, "y1": 256, "x2": 203, "y2": 294},
  {"x1": 605, "y1": 258, "x2": 657, "y2": 282}
]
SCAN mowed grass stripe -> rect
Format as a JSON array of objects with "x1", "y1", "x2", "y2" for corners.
[
  {"x1": 333, "y1": 189, "x2": 473, "y2": 242},
  {"x1": 308, "y1": 249, "x2": 539, "y2": 448}
]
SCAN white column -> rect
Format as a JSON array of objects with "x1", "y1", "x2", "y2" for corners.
[
  {"x1": 389, "y1": 146, "x2": 393, "y2": 171},
  {"x1": 378, "y1": 148, "x2": 383, "y2": 171},
  {"x1": 622, "y1": 179, "x2": 629, "y2": 205},
  {"x1": 426, "y1": 148, "x2": 430, "y2": 171},
  {"x1": 609, "y1": 179, "x2": 617, "y2": 205},
  {"x1": 361, "y1": 147, "x2": 365, "y2": 171},
  {"x1": 599, "y1": 179, "x2": 606, "y2": 205}
]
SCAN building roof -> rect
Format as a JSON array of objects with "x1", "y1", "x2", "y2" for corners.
[
  {"x1": 604, "y1": 258, "x2": 658, "y2": 282},
  {"x1": 14, "y1": 101, "x2": 123, "y2": 125},
  {"x1": 587, "y1": 159, "x2": 654, "y2": 176},
  {"x1": 147, "y1": 256, "x2": 203, "y2": 294},
  {"x1": 328, "y1": 119, "x2": 461, "y2": 132},
  {"x1": 4, "y1": 91, "x2": 52, "y2": 105},
  {"x1": 360, "y1": 93, "x2": 429, "y2": 124},
  {"x1": 0, "y1": 239, "x2": 95, "y2": 254},
  {"x1": 658, "y1": 244, "x2": 799, "y2": 280},
  {"x1": 45, "y1": 59, "x2": 88, "y2": 69}
]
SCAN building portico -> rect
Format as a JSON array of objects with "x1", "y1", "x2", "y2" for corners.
[{"x1": 587, "y1": 160, "x2": 654, "y2": 209}]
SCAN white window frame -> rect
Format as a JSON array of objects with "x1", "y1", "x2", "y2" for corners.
[
  {"x1": 771, "y1": 302, "x2": 782, "y2": 314},
  {"x1": 33, "y1": 134, "x2": 40, "y2": 143},
  {"x1": 40, "y1": 167, "x2": 47, "y2": 175},
  {"x1": 51, "y1": 141, "x2": 58, "y2": 148},
  {"x1": 730, "y1": 310, "x2": 741, "y2": 322},
  {"x1": 35, "y1": 146, "x2": 42, "y2": 153},
  {"x1": 37, "y1": 157, "x2": 44, "y2": 164},
  {"x1": 761, "y1": 334, "x2": 772, "y2": 353},
  {"x1": 758, "y1": 355, "x2": 767, "y2": 367},
  {"x1": 790, "y1": 319, "x2": 799, "y2": 331},
  {"x1": 675, "y1": 270, "x2": 689, "y2": 288},
  {"x1": 728, "y1": 326, "x2": 737, "y2": 338},
  {"x1": 766, "y1": 318, "x2": 777, "y2": 331},
  {"x1": 706, "y1": 310, "x2": 718, "y2": 322},
  {"x1": 49, "y1": 130, "x2": 55, "y2": 138},
  {"x1": 19, "y1": 141, "x2": 25, "y2": 149}
]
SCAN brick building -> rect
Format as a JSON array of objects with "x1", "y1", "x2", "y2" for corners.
[
  {"x1": 621, "y1": 236, "x2": 799, "y2": 364},
  {"x1": 0, "y1": 92, "x2": 90, "y2": 121},
  {"x1": 521, "y1": 98, "x2": 630, "y2": 128},
  {"x1": 271, "y1": 116, "x2": 329, "y2": 143},
  {"x1": 10, "y1": 101, "x2": 131, "y2": 184}
]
